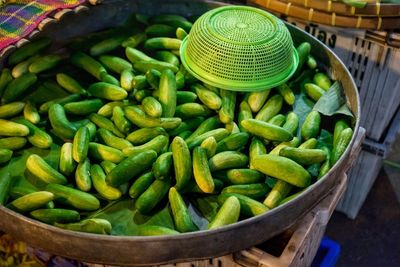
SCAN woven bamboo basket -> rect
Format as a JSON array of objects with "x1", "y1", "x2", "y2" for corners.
[{"x1": 248, "y1": 0, "x2": 400, "y2": 30}]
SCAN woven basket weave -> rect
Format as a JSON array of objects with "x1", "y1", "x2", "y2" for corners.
[{"x1": 249, "y1": 0, "x2": 400, "y2": 30}]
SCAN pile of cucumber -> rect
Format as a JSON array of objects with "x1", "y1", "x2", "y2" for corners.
[{"x1": 0, "y1": 13, "x2": 353, "y2": 235}]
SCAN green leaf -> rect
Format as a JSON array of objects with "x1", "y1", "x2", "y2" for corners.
[
  {"x1": 191, "y1": 196, "x2": 219, "y2": 224},
  {"x1": 317, "y1": 129, "x2": 333, "y2": 150},
  {"x1": 335, "y1": 104, "x2": 354, "y2": 117},
  {"x1": 187, "y1": 202, "x2": 210, "y2": 230},
  {"x1": 313, "y1": 81, "x2": 354, "y2": 118},
  {"x1": 293, "y1": 93, "x2": 314, "y2": 138},
  {"x1": 307, "y1": 163, "x2": 320, "y2": 178},
  {"x1": 90, "y1": 199, "x2": 175, "y2": 236}
]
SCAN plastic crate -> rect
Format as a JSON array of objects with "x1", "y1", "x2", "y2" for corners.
[
  {"x1": 336, "y1": 109, "x2": 400, "y2": 219},
  {"x1": 275, "y1": 17, "x2": 400, "y2": 142}
]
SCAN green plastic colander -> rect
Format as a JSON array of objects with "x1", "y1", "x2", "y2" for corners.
[{"x1": 180, "y1": 5, "x2": 299, "y2": 92}]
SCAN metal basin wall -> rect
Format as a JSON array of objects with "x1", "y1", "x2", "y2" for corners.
[{"x1": 0, "y1": 0, "x2": 360, "y2": 265}]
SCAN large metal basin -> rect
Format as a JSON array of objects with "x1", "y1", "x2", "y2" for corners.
[{"x1": 0, "y1": 0, "x2": 360, "y2": 265}]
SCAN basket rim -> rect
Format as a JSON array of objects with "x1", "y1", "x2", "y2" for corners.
[
  {"x1": 278, "y1": 0, "x2": 400, "y2": 17},
  {"x1": 249, "y1": 0, "x2": 400, "y2": 30}
]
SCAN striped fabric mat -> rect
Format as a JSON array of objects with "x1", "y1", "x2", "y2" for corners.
[{"x1": 0, "y1": 0, "x2": 86, "y2": 51}]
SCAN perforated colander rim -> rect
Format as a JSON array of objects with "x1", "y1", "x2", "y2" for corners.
[
  {"x1": 180, "y1": 6, "x2": 299, "y2": 92},
  {"x1": 180, "y1": 38, "x2": 299, "y2": 92}
]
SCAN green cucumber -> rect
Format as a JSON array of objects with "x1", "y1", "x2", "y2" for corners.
[
  {"x1": 154, "y1": 51, "x2": 180, "y2": 66},
  {"x1": 200, "y1": 136, "x2": 217, "y2": 158},
  {"x1": 120, "y1": 69, "x2": 135, "y2": 91},
  {"x1": 175, "y1": 103, "x2": 211, "y2": 119},
  {"x1": 72, "y1": 127, "x2": 90, "y2": 163},
  {"x1": 71, "y1": 52, "x2": 107, "y2": 80},
  {"x1": 28, "y1": 55, "x2": 62, "y2": 74},
  {"x1": 48, "y1": 103, "x2": 77, "y2": 139},
  {"x1": 263, "y1": 180, "x2": 293, "y2": 209},
  {"x1": 226, "y1": 169, "x2": 264, "y2": 185},
  {"x1": 23, "y1": 101, "x2": 40, "y2": 124},
  {"x1": 56, "y1": 73, "x2": 86, "y2": 95},
  {"x1": 111, "y1": 106, "x2": 132, "y2": 134},
  {"x1": 193, "y1": 147, "x2": 215, "y2": 193},
  {"x1": 241, "y1": 119, "x2": 293, "y2": 142},
  {"x1": 26, "y1": 154, "x2": 67, "y2": 184},
  {"x1": 177, "y1": 91, "x2": 197, "y2": 104},
  {"x1": 8, "y1": 191, "x2": 54, "y2": 212},
  {"x1": 8, "y1": 37, "x2": 51, "y2": 65},
  {"x1": 0, "y1": 101, "x2": 25, "y2": 118},
  {"x1": 89, "y1": 113, "x2": 124, "y2": 138},
  {"x1": 0, "y1": 137, "x2": 27, "y2": 150},
  {"x1": 331, "y1": 128, "x2": 353, "y2": 165},
  {"x1": 123, "y1": 135, "x2": 168, "y2": 157},
  {"x1": 88, "y1": 82, "x2": 127, "y2": 101},
  {"x1": 135, "y1": 178, "x2": 171, "y2": 214},
  {"x1": 313, "y1": 73, "x2": 332, "y2": 91},
  {"x1": 219, "y1": 89, "x2": 236, "y2": 124},
  {"x1": 91, "y1": 164, "x2": 122, "y2": 201},
  {"x1": 88, "y1": 142, "x2": 125, "y2": 163},
  {"x1": 215, "y1": 132, "x2": 249, "y2": 153},
  {"x1": 186, "y1": 128, "x2": 230, "y2": 149},
  {"x1": 128, "y1": 172, "x2": 154, "y2": 199},
  {"x1": 13, "y1": 118, "x2": 53, "y2": 148},
  {"x1": 301, "y1": 111, "x2": 321, "y2": 140},
  {"x1": 55, "y1": 218, "x2": 111, "y2": 235},
  {"x1": 142, "y1": 96, "x2": 163, "y2": 118},
  {"x1": 126, "y1": 127, "x2": 167, "y2": 145},
  {"x1": 169, "y1": 187, "x2": 198, "y2": 232},
  {"x1": 46, "y1": 183, "x2": 100, "y2": 211},
  {"x1": 0, "y1": 149, "x2": 12, "y2": 164},
  {"x1": 217, "y1": 193, "x2": 269, "y2": 217},
  {"x1": 97, "y1": 128, "x2": 133, "y2": 151},
  {"x1": 304, "y1": 83, "x2": 325, "y2": 101},
  {"x1": 159, "y1": 69, "x2": 177, "y2": 117},
  {"x1": 144, "y1": 37, "x2": 182, "y2": 50},
  {"x1": 238, "y1": 100, "x2": 253, "y2": 132},
  {"x1": 192, "y1": 84, "x2": 222, "y2": 110},
  {"x1": 282, "y1": 112, "x2": 299, "y2": 135},
  {"x1": 152, "y1": 152, "x2": 173, "y2": 180},
  {"x1": 171, "y1": 136, "x2": 192, "y2": 191},
  {"x1": 124, "y1": 105, "x2": 181, "y2": 130},
  {"x1": 59, "y1": 142, "x2": 76, "y2": 176},
  {"x1": 209, "y1": 151, "x2": 248, "y2": 172},
  {"x1": 248, "y1": 90, "x2": 270, "y2": 113},
  {"x1": 208, "y1": 196, "x2": 240, "y2": 229},
  {"x1": 75, "y1": 158, "x2": 92, "y2": 192},
  {"x1": 2, "y1": 73, "x2": 37, "y2": 104},
  {"x1": 137, "y1": 225, "x2": 178, "y2": 236},
  {"x1": 252, "y1": 154, "x2": 311, "y2": 187},
  {"x1": 222, "y1": 183, "x2": 269, "y2": 200},
  {"x1": 255, "y1": 94, "x2": 283, "y2": 122},
  {"x1": 30, "y1": 209, "x2": 80, "y2": 224},
  {"x1": 106, "y1": 150, "x2": 157, "y2": 187},
  {"x1": 64, "y1": 99, "x2": 104, "y2": 115},
  {"x1": 99, "y1": 55, "x2": 133, "y2": 74}
]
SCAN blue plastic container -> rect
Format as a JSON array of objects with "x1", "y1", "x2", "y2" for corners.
[{"x1": 311, "y1": 236, "x2": 341, "y2": 267}]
